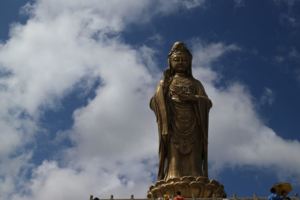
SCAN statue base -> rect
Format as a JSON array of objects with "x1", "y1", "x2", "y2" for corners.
[{"x1": 147, "y1": 176, "x2": 226, "y2": 199}]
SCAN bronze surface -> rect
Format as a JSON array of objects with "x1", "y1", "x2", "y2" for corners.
[{"x1": 148, "y1": 42, "x2": 225, "y2": 198}]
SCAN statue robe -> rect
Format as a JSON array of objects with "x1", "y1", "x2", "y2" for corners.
[{"x1": 150, "y1": 77, "x2": 212, "y2": 180}]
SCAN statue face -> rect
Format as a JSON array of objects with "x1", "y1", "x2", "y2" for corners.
[{"x1": 170, "y1": 53, "x2": 190, "y2": 73}]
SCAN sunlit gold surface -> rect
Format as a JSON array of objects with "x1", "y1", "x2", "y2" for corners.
[{"x1": 148, "y1": 42, "x2": 225, "y2": 198}]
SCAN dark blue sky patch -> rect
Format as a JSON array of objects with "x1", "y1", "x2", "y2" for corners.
[
  {"x1": 217, "y1": 166, "x2": 300, "y2": 197},
  {"x1": 118, "y1": 174, "x2": 129, "y2": 186},
  {"x1": 31, "y1": 77, "x2": 100, "y2": 166},
  {"x1": 0, "y1": 0, "x2": 32, "y2": 41}
]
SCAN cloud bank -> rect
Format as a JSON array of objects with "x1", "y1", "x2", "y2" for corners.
[{"x1": 0, "y1": 0, "x2": 299, "y2": 199}]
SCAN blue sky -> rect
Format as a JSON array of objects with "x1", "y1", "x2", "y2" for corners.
[{"x1": 0, "y1": 0, "x2": 299, "y2": 199}]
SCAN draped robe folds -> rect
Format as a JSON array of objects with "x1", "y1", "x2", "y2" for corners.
[{"x1": 150, "y1": 77, "x2": 212, "y2": 181}]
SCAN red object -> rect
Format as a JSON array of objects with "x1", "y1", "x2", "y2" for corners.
[{"x1": 174, "y1": 195, "x2": 185, "y2": 200}]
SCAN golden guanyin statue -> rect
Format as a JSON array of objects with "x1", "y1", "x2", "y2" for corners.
[{"x1": 147, "y1": 42, "x2": 226, "y2": 198}]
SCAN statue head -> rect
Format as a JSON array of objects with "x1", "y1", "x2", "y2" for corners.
[{"x1": 168, "y1": 41, "x2": 192, "y2": 76}]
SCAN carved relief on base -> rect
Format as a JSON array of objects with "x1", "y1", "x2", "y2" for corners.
[{"x1": 147, "y1": 176, "x2": 226, "y2": 199}]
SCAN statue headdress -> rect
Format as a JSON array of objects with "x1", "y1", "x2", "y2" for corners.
[
  {"x1": 166, "y1": 41, "x2": 193, "y2": 78},
  {"x1": 168, "y1": 41, "x2": 192, "y2": 58}
]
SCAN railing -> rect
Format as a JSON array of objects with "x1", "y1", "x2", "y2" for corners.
[{"x1": 89, "y1": 195, "x2": 300, "y2": 200}]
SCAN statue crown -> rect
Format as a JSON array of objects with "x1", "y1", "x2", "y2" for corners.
[{"x1": 169, "y1": 41, "x2": 192, "y2": 58}]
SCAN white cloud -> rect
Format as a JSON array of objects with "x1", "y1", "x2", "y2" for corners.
[
  {"x1": 280, "y1": 13, "x2": 299, "y2": 27},
  {"x1": 181, "y1": 0, "x2": 206, "y2": 9},
  {"x1": 0, "y1": 0, "x2": 207, "y2": 199},
  {"x1": 274, "y1": 55, "x2": 285, "y2": 63},
  {"x1": 191, "y1": 42, "x2": 300, "y2": 181},
  {"x1": 18, "y1": 38, "x2": 300, "y2": 199},
  {"x1": 1, "y1": 0, "x2": 300, "y2": 199},
  {"x1": 274, "y1": 0, "x2": 300, "y2": 27},
  {"x1": 191, "y1": 40, "x2": 240, "y2": 68},
  {"x1": 260, "y1": 87, "x2": 274, "y2": 106},
  {"x1": 11, "y1": 158, "x2": 157, "y2": 200},
  {"x1": 273, "y1": 47, "x2": 300, "y2": 82},
  {"x1": 0, "y1": 153, "x2": 32, "y2": 200},
  {"x1": 234, "y1": 0, "x2": 246, "y2": 8},
  {"x1": 190, "y1": 40, "x2": 240, "y2": 84},
  {"x1": 289, "y1": 48, "x2": 300, "y2": 58}
]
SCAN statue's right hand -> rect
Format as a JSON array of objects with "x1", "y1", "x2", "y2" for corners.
[{"x1": 171, "y1": 95, "x2": 181, "y2": 102}]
